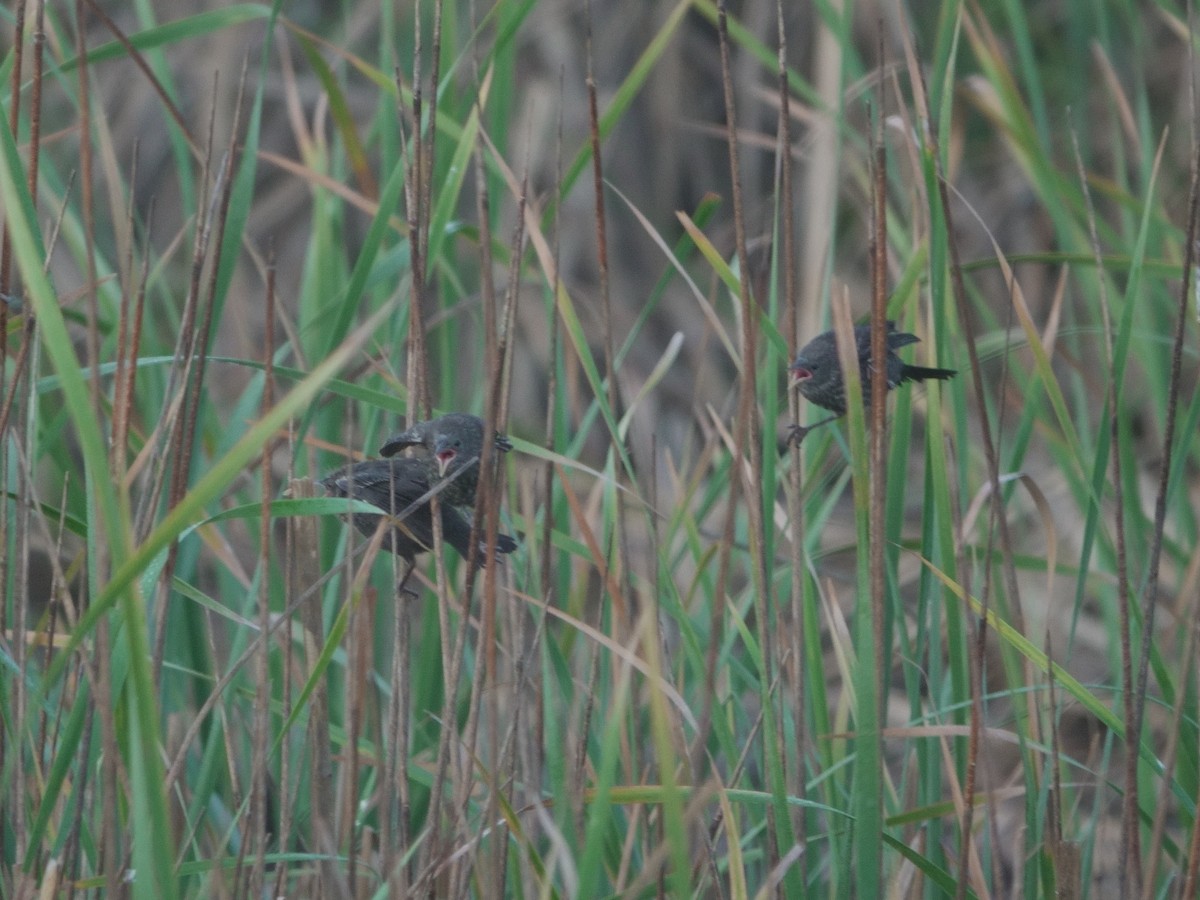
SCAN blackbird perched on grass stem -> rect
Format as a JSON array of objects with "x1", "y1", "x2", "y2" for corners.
[
  {"x1": 788, "y1": 322, "x2": 955, "y2": 445},
  {"x1": 321, "y1": 457, "x2": 518, "y2": 591},
  {"x1": 379, "y1": 412, "x2": 511, "y2": 508}
]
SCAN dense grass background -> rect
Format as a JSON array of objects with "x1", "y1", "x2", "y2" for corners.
[{"x1": 3, "y1": 0, "x2": 1199, "y2": 896}]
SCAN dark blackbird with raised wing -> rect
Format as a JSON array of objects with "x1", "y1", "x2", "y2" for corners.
[
  {"x1": 379, "y1": 412, "x2": 511, "y2": 508},
  {"x1": 788, "y1": 322, "x2": 955, "y2": 444},
  {"x1": 320, "y1": 457, "x2": 517, "y2": 565}
]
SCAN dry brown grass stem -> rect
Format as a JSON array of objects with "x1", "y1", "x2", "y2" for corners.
[
  {"x1": 147, "y1": 81, "x2": 220, "y2": 677},
  {"x1": 248, "y1": 252, "x2": 277, "y2": 898},
  {"x1": 400, "y1": 15, "x2": 450, "y2": 885},
  {"x1": 583, "y1": 1, "x2": 637, "y2": 688},
  {"x1": 111, "y1": 143, "x2": 139, "y2": 481},
  {"x1": 81, "y1": 0, "x2": 198, "y2": 155},
  {"x1": 715, "y1": 0, "x2": 776, "y2": 872},
  {"x1": 776, "y1": 0, "x2": 809, "y2": 870},
  {"x1": 866, "y1": 25, "x2": 890, "y2": 893},
  {"x1": 1125, "y1": 128, "x2": 1200, "y2": 896}
]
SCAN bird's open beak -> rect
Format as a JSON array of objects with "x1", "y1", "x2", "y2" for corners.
[
  {"x1": 789, "y1": 364, "x2": 813, "y2": 384},
  {"x1": 436, "y1": 450, "x2": 456, "y2": 476}
]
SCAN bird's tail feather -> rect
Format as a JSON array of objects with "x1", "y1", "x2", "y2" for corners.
[{"x1": 901, "y1": 364, "x2": 956, "y2": 382}]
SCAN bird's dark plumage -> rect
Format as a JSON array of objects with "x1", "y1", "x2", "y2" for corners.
[
  {"x1": 320, "y1": 458, "x2": 517, "y2": 564},
  {"x1": 789, "y1": 322, "x2": 955, "y2": 416},
  {"x1": 379, "y1": 412, "x2": 510, "y2": 508}
]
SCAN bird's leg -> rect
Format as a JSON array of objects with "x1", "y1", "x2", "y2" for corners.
[
  {"x1": 787, "y1": 415, "x2": 839, "y2": 447},
  {"x1": 394, "y1": 560, "x2": 418, "y2": 599}
]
